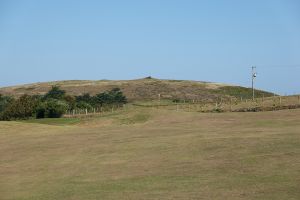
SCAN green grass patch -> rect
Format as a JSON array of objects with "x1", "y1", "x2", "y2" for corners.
[{"x1": 215, "y1": 86, "x2": 274, "y2": 99}]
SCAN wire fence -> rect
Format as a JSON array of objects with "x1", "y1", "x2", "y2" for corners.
[
  {"x1": 63, "y1": 104, "x2": 129, "y2": 118},
  {"x1": 134, "y1": 95, "x2": 300, "y2": 113},
  {"x1": 63, "y1": 95, "x2": 300, "y2": 118}
]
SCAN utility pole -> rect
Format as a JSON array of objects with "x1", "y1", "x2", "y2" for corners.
[{"x1": 252, "y1": 66, "x2": 257, "y2": 100}]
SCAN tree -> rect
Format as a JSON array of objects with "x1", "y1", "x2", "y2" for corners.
[
  {"x1": 43, "y1": 86, "x2": 66, "y2": 100},
  {"x1": 64, "y1": 95, "x2": 76, "y2": 110},
  {"x1": 94, "y1": 88, "x2": 127, "y2": 106},
  {"x1": 108, "y1": 88, "x2": 127, "y2": 104}
]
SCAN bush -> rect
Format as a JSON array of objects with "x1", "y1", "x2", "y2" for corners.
[
  {"x1": 64, "y1": 95, "x2": 76, "y2": 110},
  {"x1": 0, "y1": 94, "x2": 14, "y2": 113},
  {"x1": 0, "y1": 87, "x2": 128, "y2": 121},
  {"x1": 76, "y1": 101, "x2": 93, "y2": 110},
  {"x1": 0, "y1": 95, "x2": 39, "y2": 120},
  {"x1": 75, "y1": 93, "x2": 96, "y2": 107},
  {"x1": 94, "y1": 88, "x2": 127, "y2": 106},
  {"x1": 36, "y1": 103, "x2": 46, "y2": 119},
  {"x1": 172, "y1": 98, "x2": 181, "y2": 103},
  {"x1": 36, "y1": 99, "x2": 68, "y2": 118}
]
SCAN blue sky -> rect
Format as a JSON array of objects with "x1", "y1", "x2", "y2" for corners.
[{"x1": 0, "y1": 0, "x2": 300, "y2": 94}]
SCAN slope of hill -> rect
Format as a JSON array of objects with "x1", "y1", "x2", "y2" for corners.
[{"x1": 0, "y1": 78, "x2": 273, "y2": 102}]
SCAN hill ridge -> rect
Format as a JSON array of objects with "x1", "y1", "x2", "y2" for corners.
[{"x1": 0, "y1": 78, "x2": 273, "y2": 101}]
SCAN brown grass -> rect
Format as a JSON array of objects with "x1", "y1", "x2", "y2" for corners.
[
  {"x1": 0, "y1": 78, "x2": 272, "y2": 102},
  {"x1": 1, "y1": 108, "x2": 300, "y2": 199}
]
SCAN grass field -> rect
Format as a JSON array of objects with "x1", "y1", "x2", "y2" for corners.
[{"x1": 1, "y1": 107, "x2": 300, "y2": 200}]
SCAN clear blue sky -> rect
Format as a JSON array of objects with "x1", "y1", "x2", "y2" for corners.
[{"x1": 1, "y1": 0, "x2": 300, "y2": 94}]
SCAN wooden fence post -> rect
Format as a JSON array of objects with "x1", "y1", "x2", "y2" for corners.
[{"x1": 279, "y1": 96, "x2": 282, "y2": 105}]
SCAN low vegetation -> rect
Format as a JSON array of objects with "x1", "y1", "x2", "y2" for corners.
[
  {"x1": 0, "y1": 78, "x2": 275, "y2": 102},
  {"x1": 0, "y1": 86, "x2": 127, "y2": 121},
  {"x1": 215, "y1": 86, "x2": 274, "y2": 99}
]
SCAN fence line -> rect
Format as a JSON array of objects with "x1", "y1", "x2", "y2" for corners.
[
  {"x1": 135, "y1": 95, "x2": 300, "y2": 113},
  {"x1": 63, "y1": 104, "x2": 128, "y2": 118},
  {"x1": 63, "y1": 96, "x2": 300, "y2": 118}
]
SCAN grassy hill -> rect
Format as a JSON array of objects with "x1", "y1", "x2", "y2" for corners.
[{"x1": 0, "y1": 77, "x2": 274, "y2": 102}]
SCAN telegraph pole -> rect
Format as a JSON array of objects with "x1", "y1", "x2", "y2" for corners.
[{"x1": 252, "y1": 66, "x2": 257, "y2": 100}]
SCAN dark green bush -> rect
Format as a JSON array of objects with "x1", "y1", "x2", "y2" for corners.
[
  {"x1": 64, "y1": 95, "x2": 76, "y2": 110},
  {"x1": 94, "y1": 88, "x2": 127, "y2": 106},
  {"x1": 0, "y1": 87, "x2": 128, "y2": 121},
  {"x1": 36, "y1": 99, "x2": 68, "y2": 118},
  {"x1": 0, "y1": 95, "x2": 39, "y2": 120},
  {"x1": 36, "y1": 103, "x2": 46, "y2": 119},
  {"x1": 0, "y1": 94, "x2": 14, "y2": 113},
  {"x1": 76, "y1": 101, "x2": 93, "y2": 110}
]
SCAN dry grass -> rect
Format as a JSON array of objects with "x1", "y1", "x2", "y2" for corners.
[
  {"x1": 1, "y1": 108, "x2": 300, "y2": 200},
  {"x1": 135, "y1": 95, "x2": 300, "y2": 113},
  {"x1": 0, "y1": 78, "x2": 272, "y2": 102}
]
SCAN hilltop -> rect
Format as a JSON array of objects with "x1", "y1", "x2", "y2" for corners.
[{"x1": 0, "y1": 77, "x2": 273, "y2": 102}]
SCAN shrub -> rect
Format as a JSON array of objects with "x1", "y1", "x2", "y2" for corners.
[
  {"x1": 172, "y1": 98, "x2": 181, "y2": 103},
  {"x1": 0, "y1": 95, "x2": 39, "y2": 120},
  {"x1": 76, "y1": 101, "x2": 93, "y2": 110},
  {"x1": 94, "y1": 88, "x2": 127, "y2": 106},
  {"x1": 75, "y1": 93, "x2": 96, "y2": 107},
  {"x1": 36, "y1": 103, "x2": 46, "y2": 119},
  {"x1": 109, "y1": 88, "x2": 127, "y2": 104},
  {"x1": 0, "y1": 94, "x2": 14, "y2": 113},
  {"x1": 36, "y1": 99, "x2": 68, "y2": 118},
  {"x1": 64, "y1": 95, "x2": 76, "y2": 110}
]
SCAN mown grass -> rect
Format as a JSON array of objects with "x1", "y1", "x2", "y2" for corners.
[
  {"x1": 22, "y1": 118, "x2": 81, "y2": 125},
  {"x1": 1, "y1": 108, "x2": 300, "y2": 200}
]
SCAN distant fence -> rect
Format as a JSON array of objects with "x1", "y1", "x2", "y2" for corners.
[
  {"x1": 134, "y1": 95, "x2": 300, "y2": 113},
  {"x1": 63, "y1": 104, "x2": 128, "y2": 118},
  {"x1": 63, "y1": 95, "x2": 300, "y2": 118}
]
